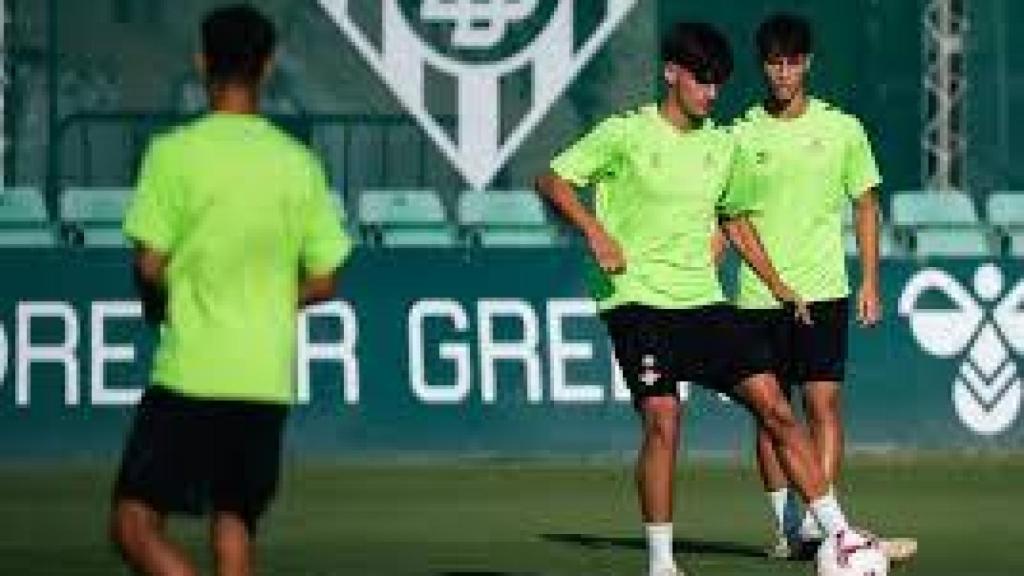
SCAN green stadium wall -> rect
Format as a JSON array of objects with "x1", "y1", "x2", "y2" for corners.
[{"x1": 0, "y1": 248, "x2": 1021, "y2": 459}]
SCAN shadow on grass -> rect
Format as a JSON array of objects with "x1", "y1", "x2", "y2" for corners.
[
  {"x1": 434, "y1": 572, "x2": 540, "y2": 575},
  {"x1": 540, "y1": 533, "x2": 767, "y2": 560}
]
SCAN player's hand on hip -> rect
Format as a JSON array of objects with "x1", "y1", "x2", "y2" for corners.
[
  {"x1": 586, "y1": 227, "x2": 626, "y2": 274},
  {"x1": 774, "y1": 285, "x2": 813, "y2": 325},
  {"x1": 857, "y1": 282, "x2": 882, "y2": 327}
]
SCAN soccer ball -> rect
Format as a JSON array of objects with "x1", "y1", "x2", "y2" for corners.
[{"x1": 816, "y1": 529, "x2": 889, "y2": 576}]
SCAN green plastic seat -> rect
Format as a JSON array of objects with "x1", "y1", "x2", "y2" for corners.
[
  {"x1": 458, "y1": 190, "x2": 558, "y2": 247},
  {"x1": 60, "y1": 188, "x2": 132, "y2": 247},
  {"x1": 357, "y1": 189, "x2": 456, "y2": 248}
]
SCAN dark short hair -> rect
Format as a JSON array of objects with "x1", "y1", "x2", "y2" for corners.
[
  {"x1": 756, "y1": 12, "x2": 813, "y2": 60},
  {"x1": 661, "y1": 22, "x2": 733, "y2": 84},
  {"x1": 201, "y1": 4, "x2": 277, "y2": 85}
]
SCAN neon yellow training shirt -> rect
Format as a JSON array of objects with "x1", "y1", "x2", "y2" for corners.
[
  {"x1": 551, "y1": 104, "x2": 748, "y2": 311},
  {"x1": 124, "y1": 113, "x2": 351, "y2": 403},
  {"x1": 730, "y1": 98, "x2": 881, "y2": 309}
]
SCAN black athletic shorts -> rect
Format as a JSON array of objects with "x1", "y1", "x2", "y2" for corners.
[
  {"x1": 740, "y1": 297, "x2": 850, "y2": 386},
  {"x1": 601, "y1": 303, "x2": 775, "y2": 408},
  {"x1": 113, "y1": 385, "x2": 289, "y2": 531}
]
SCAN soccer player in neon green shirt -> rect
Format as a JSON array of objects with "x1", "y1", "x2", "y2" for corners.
[
  {"x1": 537, "y1": 22, "x2": 877, "y2": 576},
  {"x1": 109, "y1": 6, "x2": 350, "y2": 575},
  {"x1": 727, "y1": 12, "x2": 916, "y2": 562}
]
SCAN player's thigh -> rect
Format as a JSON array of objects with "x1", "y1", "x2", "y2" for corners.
[
  {"x1": 733, "y1": 371, "x2": 798, "y2": 429},
  {"x1": 801, "y1": 380, "x2": 842, "y2": 424}
]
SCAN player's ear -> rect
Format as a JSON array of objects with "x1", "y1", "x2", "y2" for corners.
[
  {"x1": 804, "y1": 53, "x2": 814, "y2": 71},
  {"x1": 663, "y1": 63, "x2": 678, "y2": 87},
  {"x1": 259, "y1": 52, "x2": 276, "y2": 85}
]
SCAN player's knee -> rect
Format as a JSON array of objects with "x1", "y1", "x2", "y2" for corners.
[
  {"x1": 110, "y1": 500, "x2": 158, "y2": 553},
  {"x1": 212, "y1": 513, "x2": 251, "y2": 564},
  {"x1": 646, "y1": 418, "x2": 678, "y2": 446},
  {"x1": 807, "y1": 406, "x2": 840, "y2": 430},
  {"x1": 759, "y1": 402, "x2": 800, "y2": 439},
  {"x1": 805, "y1": 392, "x2": 841, "y2": 427},
  {"x1": 109, "y1": 505, "x2": 136, "y2": 551},
  {"x1": 756, "y1": 424, "x2": 775, "y2": 447},
  {"x1": 641, "y1": 398, "x2": 680, "y2": 446}
]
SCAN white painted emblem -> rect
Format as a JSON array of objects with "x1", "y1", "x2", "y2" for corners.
[
  {"x1": 318, "y1": 0, "x2": 638, "y2": 189},
  {"x1": 899, "y1": 264, "x2": 1024, "y2": 435}
]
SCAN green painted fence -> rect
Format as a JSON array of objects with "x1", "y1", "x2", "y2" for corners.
[{"x1": 0, "y1": 248, "x2": 1021, "y2": 459}]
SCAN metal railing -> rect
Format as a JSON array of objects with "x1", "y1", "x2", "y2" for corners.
[{"x1": 49, "y1": 111, "x2": 459, "y2": 209}]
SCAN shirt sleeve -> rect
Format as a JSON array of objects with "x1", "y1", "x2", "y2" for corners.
[
  {"x1": 549, "y1": 116, "x2": 626, "y2": 187},
  {"x1": 301, "y1": 157, "x2": 351, "y2": 277},
  {"x1": 843, "y1": 117, "x2": 882, "y2": 200},
  {"x1": 717, "y1": 133, "x2": 759, "y2": 218},
  {"x1": 124, "y1": 137, "x2": 180, "y2": 253}
]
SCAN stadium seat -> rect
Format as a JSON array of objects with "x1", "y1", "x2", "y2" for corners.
[
  {"x1": 0, "y1": 187, "x2": 49, "y2": 223},
  {"x1": 457, "y1": 190, "x2": 558, "y2": 247},
  {"x1": 357, "y1": 189, "x2": 457, "y2": 248},
  {"x1": 890, "y1": 190, "x2": 979, "y2": 226},
  {"x1": 912, "y1": 228, "x2": 994, "y2": 257},
  {"x1": 1010, "y1": 233, "x2": 1024, "y2": 257},
  {"x1": 986, "y1": 192, "x2": 1024, "y2": 227},
  {"x1": 986, "y1": 192, "x2": 1024, "y2": 255},
  {"x1": 60, "y1": 187, "x2": 132, "y2": 247},
  {"x1": 890, "y1": 190, "x2": 994, "y2": 257},
  {"x1": 0, "y1": 187, "x2": 58, "y2": 247},
  {"x1": 841, "y1": 204, "x2": 903, "y2": 258}
]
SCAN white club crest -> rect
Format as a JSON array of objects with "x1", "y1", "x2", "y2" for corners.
[
  {"x1": 420, "y1": 0, "x2": 540, "y2": 49},
  {"x1": 318, "y1": 0, "x2": 638, "y2": 190},
  {"x1": 899, "y1": 264, "x2": 1024, "y2": 435}
]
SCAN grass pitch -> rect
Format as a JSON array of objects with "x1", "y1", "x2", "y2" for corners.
[{"x1": 0, "y1": 455, "x2": 1020, "y2": 575}]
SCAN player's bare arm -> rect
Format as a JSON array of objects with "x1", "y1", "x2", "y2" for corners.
[
  {"x1": 853, "y1": 188, "x2": 882, "y2": 327},
  {"x1": 300, "y1": 272, "x2": 337, "y2": 306},
  {"x1": 536, "y1": 172, "x2": 625, "y2": 274},
  {"x1": 134, "y1": 246, "x2": 168, "y2": 286},
  {"x1": 711, "y1": 226, "x2": 728, "y2": 267},
  {"x1": 132, "y1": 246, "x2": 169, "y2": 326},
  {"x1": 722, "y1": 215, "x2": 811, "y2": 324}
]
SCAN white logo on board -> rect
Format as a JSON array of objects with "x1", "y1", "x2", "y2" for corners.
[
  {"x1": 899, "y1": 264, "x2": 1024, "y2": 435},
  {"x1": 318, "y1": 0, "x2": 638, "y2": 189}
]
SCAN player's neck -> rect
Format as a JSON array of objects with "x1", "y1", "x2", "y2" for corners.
[
  {"x1": 659, "y1": 98, "x2": 702, "y2": 133},
  {"x1": 209, "y1": 84, "x2": 261, "y2": 115},
  {"x1": 765, "y1": 92, "x2": 808, "y2": 120}
]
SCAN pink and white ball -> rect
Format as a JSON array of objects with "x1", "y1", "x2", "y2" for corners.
[{"x1": 817, "y1": 529, "x2": 889, "y2": 576}]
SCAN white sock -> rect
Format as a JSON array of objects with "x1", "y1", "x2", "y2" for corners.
[
  {"x1": 768, "y1": 487, "x2": 804, "y2": 538},
  {"x1": 768, "y1": 489, "x2": 789, "y2": 533},
  {"x1": 645, "y1": 523, "x2": 676, "y2": 573},
  {"x1": 799, "y1": 510, "x2": 823, "y2": 539},
  {"x1": 800, "y1": 486, "x2": 833, "y2": 539},
  {"x1": 809, "y1": 491, "x2": 850, "y2": 537}
]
